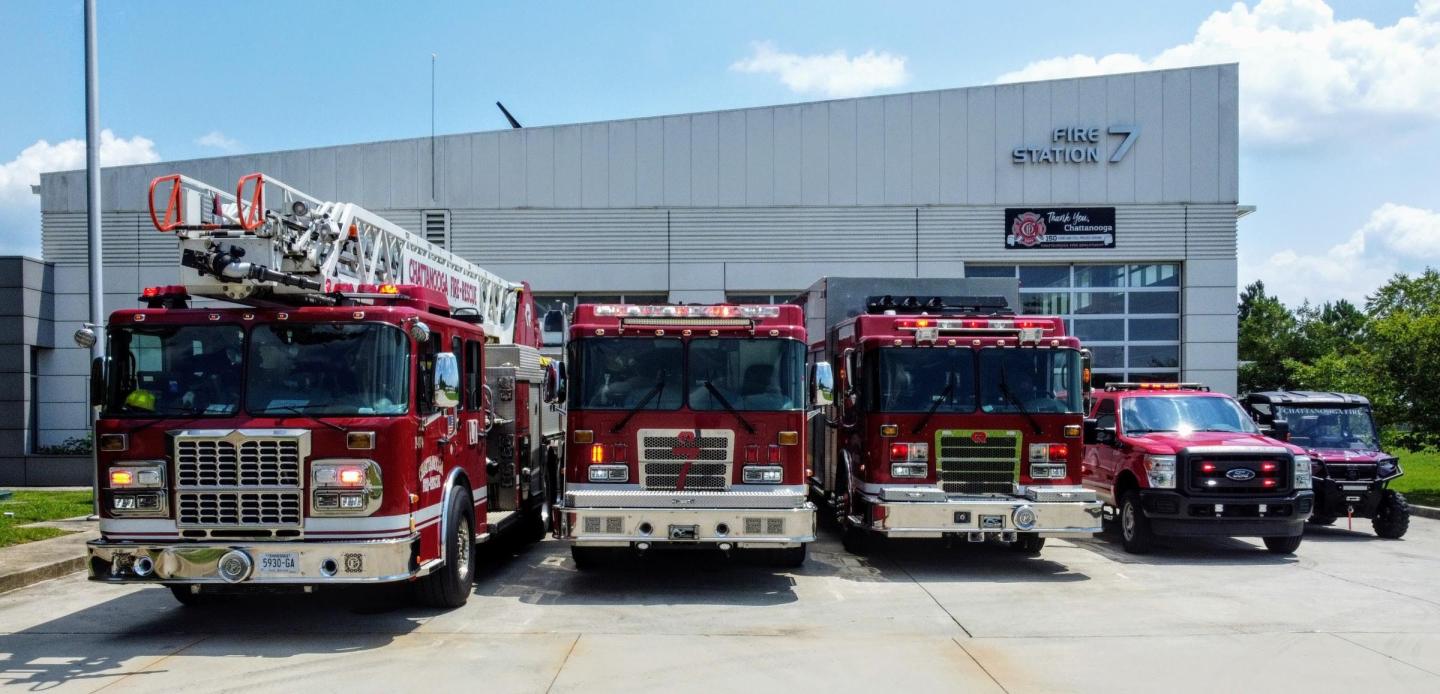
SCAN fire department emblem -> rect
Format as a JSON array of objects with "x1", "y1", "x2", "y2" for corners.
[
  {"x1": 971, "y1": 431, "x2": 988, "y2": 444},
  {"x1": 1010, "y1": 212, "x2": 1047, "y2": 248},
  {"x1": 343, "y1": 553, "x2": 364, "y2": 573},
  {"x1": 672, "y1": 431, "x2": 700, "y2": 459}
]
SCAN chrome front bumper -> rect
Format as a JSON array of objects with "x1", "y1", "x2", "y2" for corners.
[
  {"x1": 557, "y1": 489, "x2": 816, "y2": 547},
  {"x1": 87, "y1": 535, "x2": 419, "y2": 584},
  {"x1": 861, "y1": 486, "x2": 1103, "y2": 539}
]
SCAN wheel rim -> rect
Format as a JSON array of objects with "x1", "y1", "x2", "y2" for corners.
[
  {"x1": 455, "y1": 517, "x2": 471, "y2": 581},
  {"x1": 1122, "y1": 502, "x2": 1136, "y2": 540}
]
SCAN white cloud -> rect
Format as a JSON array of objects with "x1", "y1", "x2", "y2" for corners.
[
  {"x1": 730, "y1": 41, "x2": 910, "y2": 98},
  {"x1": 0, "y1": 130, "x2": 160, "y2": 256},
  {"x1": 195, "y1": 130, "x2": 241, "y2": 152},
  {"x1": 996, "y1": 0, "x2": 1440, "y2": 144},
  {"x1": 1243, "y1": 203, "x2": 1440, "y2": 304}
]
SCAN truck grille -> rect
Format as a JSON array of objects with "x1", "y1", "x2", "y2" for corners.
[
  {"x1": 171, "y1": 429, "x2": 310, "y2": 530},
  {"x1": 176, "y1": 438, "x2": 303, "y2": 487},
  {"x1": 1181, "y1": 449, "x2": 1291, "y2": 495},
  {"x1": 936, "y1": 429, "x2": 1020, "y2": 495},
  {"x1": 638, "y1": 429, "x2": 735, "y2": 491},
  {"x1": 177, "y1": 490, "x2": 304, "y2": 527},
  {"x1": 1325, "y1": 463, "x2": 1374, "y2": 482}
]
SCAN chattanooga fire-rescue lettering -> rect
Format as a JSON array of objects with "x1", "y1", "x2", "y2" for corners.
[{"x1": 407, "y1": 258, "x2": 480, "y2": 306}]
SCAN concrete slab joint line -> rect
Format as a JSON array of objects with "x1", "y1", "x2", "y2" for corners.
[
  {"x1": 953, "y1": 637, "x2": 1011, "y2": 694},
  {"x1": 546, "y1": 634, "x2": 582, "y2": 694}
]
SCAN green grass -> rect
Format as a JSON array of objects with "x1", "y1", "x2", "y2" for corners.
[
  {"x1": 1392, "y1": 450, "x2": 1440, "y2": 508},
  {"x1": 0, "y1": 490, "x2": 94, "y2": 548}
]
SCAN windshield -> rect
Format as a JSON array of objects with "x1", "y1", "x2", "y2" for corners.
[
  {"x1": 571, "y1": 338, "x2": 685, "y2": 410},
  {"x1": 105, "y1": 325, "x2": 245, "y2": 416},
  {"x1": 979, "y1": 349, "x2": 1083, "y2": 414},
  {"x1": 246, "y1": 323, "x2": 409, "y2": 416},
  {"x1": 1276, "y1": 406, "x2": 1379, "y2": 450},
  {"x1": 689, "y1": 339, "x2": 804, "y2": 411},
  {"x1": 868, "y1": 348, "x2": 977, "y2": 412},
  {"x1": 1122, "y1": 396, "x2": 1259, "y2": 435}
]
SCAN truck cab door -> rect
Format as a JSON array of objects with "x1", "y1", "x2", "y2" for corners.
[{"x1": 1087, "y1": 398, "x2": 1119, "y2": 488}]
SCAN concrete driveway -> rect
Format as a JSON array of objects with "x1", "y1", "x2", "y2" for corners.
[{"x1": 2, "y1": 519, "x2": 1438, "y2": 693}]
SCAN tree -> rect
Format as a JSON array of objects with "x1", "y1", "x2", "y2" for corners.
[
  {"x1": 1237, "y1": 281, "x2": 1301, "y2": 392},
  {"x1": 1359, "y1": 270, "x2": 1440, "y2": 449}
]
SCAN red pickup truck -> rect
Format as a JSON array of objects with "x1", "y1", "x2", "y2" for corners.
[{"x1": 1082, "y1": 383, "x2": 1315, "y2": 554}]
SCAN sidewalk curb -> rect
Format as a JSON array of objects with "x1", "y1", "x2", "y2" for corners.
[
  {"x1": 1410, "y1": 504, "x2": 1440, "y2": 521},
  {"x1": 0, "y1": 554, "x2": 88, "y2": 595}
]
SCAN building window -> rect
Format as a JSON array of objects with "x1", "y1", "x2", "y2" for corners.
[
  {"x1": 533, "y1": 293, "x2": 671, "y2": 315},
  {"x1": 725, "y1": 292, "x2": 798, "y2": 304},
  {"x1": 969, "y1": 263, "x2": 1182, "y2": 384}
]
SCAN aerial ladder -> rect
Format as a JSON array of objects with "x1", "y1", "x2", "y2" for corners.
[{"x1": 146, "y1": 172, "x2": 538, "y2": 345}]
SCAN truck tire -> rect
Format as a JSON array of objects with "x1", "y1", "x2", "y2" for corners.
[
  {"x1": 415, "y1": 490, "x2": 475, "y2": 609},
  {"x1": 1372, "y1": 490, "x2": 1410, "y2": 539},
  {"x1": 756, "y1": 544, "x2": 807, "y2": 568},
  {"x1": 570, "y1": 546, "x2": 611, "y2": 571},
  {"x1": 1013, "y1": 533, "x2": 1046, "y2": 555},
  {"x1": 1119, "y1": 491, "x2": 1155, "y2": 554},
  {"x1": 1307, "y1": 514, "x2": 1337, "y2": 526},
  {"x1": 1263, "y1": 535, "x2": 1302, "y2": 554},
  {"x1": 168, "y1": 585, "x2": 220, "y2": 607}
]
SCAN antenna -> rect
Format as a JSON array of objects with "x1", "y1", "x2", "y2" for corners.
[{"x1": 496, "y1": 101, "x2": 523, "y2": 129}]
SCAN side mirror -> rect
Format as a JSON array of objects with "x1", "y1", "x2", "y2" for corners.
[
  {"x1": 433, "y1": 352, "x2": 461, "y2": 409},
  {"x1": 542, "y1": 360, "x2": 566, "y2": 405},
  {"x1": 1270, "y1": 419, "x2": 1290, "y2": 442},
  {"x1": 1083, "y1": 417, "x2": 1098, "y2": 445},
  {"x1": 90, "y1": 357, "x2": 106, "y2": 408},
  {"x1": 1095, "y1": 426, "x2": 1117, "y2": 446},
  {"x1": 811, "y1": 361, "x2": 835, "y2": 407}
]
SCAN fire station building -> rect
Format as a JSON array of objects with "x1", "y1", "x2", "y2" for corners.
[{"x1": 9, "y1": 63, "x2": 1240, "y2": 470}]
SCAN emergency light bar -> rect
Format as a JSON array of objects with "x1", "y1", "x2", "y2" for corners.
[
  {"x1": 592, "y1": 304, "x2": 781, "y2": 319},
  {"x1": 1105, "y1": 382, "x2": 1211, "y2": 392},
  {"x1": 866, "y1": 295, "x2": 1014, "y2": 316},
  {"x1": 894, "y1": 317, "x2": 1058, "y2": 334}
]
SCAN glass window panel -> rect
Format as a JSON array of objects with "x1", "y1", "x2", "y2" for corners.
[
  {"x1": 1127, "y1": 371, "x2": 1180, "y2": 384},
  {"x1": 1021, "y1": 292, "x2": 1069, "y2": 315},
  {"x1": 1091, "y1": 372, "x2": 1127, "y2": 389},
  {"x1": 1129, "y1": 264, "x2": 1180, "y2": 287},
  {"x1": 578, "y1": 295, "x2": 623, "y2": 305},
  {"x1": 966, "y1": 265, "x2": 1016, "y2": 278},
  {"x1": 1074, "y1": 265, "x2": 1126, "y2": 288},
  {"x1": 622, "y1": 294, "x2": 669, "y2": 305},
  {"x1": 727, "y1": 294, "x2": 773, "y2": 304},
  {"x1": 1129, "y1": 292, "x2": 1180, "y2": 314},
  {"x1": 1088, "y1": 346, "x2": 1124, "y2": 369},
  {"x1": 1073, "y1": 291, "x2": 1124, "y2": 315},
  {"x1": 1019, "y1": 265, "x2": 1070, "y2": 289},
  {"x1": 1073, "y1": 319, "x2": 1124, "y2": 342},
  {"x1": 1130, "y1": 345, "x2": 1180, "y2": 369},
  {"x1": 534, "y1": 294, "x2": 574, "y2": 314},
  {"x1": 1129, "y1": 318, "x2": 1180, "y2": 341}
]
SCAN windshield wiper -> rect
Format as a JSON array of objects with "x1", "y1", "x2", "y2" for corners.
[
  {"x1": 610, "y1": 373, "x2": 667, "y2": 434},
  {"x1": 703, "y1": 380, "x2": 756, "y2": 435},
  {"x1": 911, "y1": 376, "x2": 955, "y2": 435},
  {"x1": 997, "y1": 367, "x2": 1043, "y2": 434},
  {"x1": 260, "y1": 404, "x2": 348, "y2": 432}
]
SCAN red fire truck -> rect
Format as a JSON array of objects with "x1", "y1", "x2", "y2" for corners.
[
  {"x1": 80, "y1": 173, "x2": 561, "y2": 607},
  {"x1": 798, "y1": 278, "x2": 1102, "y2": 554},
  {"x1": 553, "y1": 303, "x2": 829, "y2": 568}
]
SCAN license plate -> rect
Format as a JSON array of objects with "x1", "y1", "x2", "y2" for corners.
[
  {"x1": 980, "y1": 515, "x2": 1004, "y2": 529},
  {"x1": 1342, "y1": 485, "x2": 1369, "y2": 491},
  {"x1": 953, "y1": 511, "x2": 972, "y2": 524},
  {"x1": 1346, "y1": 496, "x2": 1362, "y2": 502},
  {"x1": 258, "y1": 552, "x2": 299, "y2": 574}
]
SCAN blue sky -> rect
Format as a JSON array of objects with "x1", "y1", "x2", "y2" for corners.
[{"x1": 1, "y1": 0, "x2": 1436, "y2": 307}]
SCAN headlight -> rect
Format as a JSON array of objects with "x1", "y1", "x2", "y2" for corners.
[
  {"x1": 108, "y1": 460, "x2": 167, "y2": 516},
  {"x1": 743, "y1": 465, "x2": 784, "y2": 484},
  {"x1": 1376, "y1": 458, "x2": 1402, "y2": 480},
  {"x1": 588, "y1": 464, "x2": 629, "y2": 482},
  {"x1": 1293, "y1": 455, "x2": 1312, "y2": 489},
  {"x1": 1144, "y1": 455, "x2": 1176, "y2": 489},
  {"x1": 109, "y1": 461, "x2": 165, "y2": 488},
  {"x1": 311, "y1": 459, "x2": 382, "y2": 515},
  {"x1": 1029, "y1": 463, "x2": 1066, "y2": 480},
  {"x1": 890, "y1": 462, "x2": 928, "y2": 478}
]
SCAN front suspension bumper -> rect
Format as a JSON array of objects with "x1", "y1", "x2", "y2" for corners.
[
  {"x1": 87, "y1": 535, "x2": 419, "y2": 585},
  {"x1": 860, "y1": 486, "x2": 1103, "y2": 539},
  {"x1": 1138, "y1": 489, "x2": 1314, "y2": 537},
  {"x1": 556, "y1": 489, "x2": 816, "y2": 548}
]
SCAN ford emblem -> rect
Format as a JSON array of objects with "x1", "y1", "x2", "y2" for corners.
[{"x1": 1226, "y1": 468, "x2": 1256, "y2": 481}]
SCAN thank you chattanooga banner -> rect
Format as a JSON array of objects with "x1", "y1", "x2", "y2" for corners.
[{"x1": 1004, "y1": 207, "x2": 1116, "y2": 250}]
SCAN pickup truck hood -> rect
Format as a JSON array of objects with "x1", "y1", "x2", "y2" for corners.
[
  {"x1": 1129, "y1": 430, "x2": 1297, "y2": 455},
  {"x1": 1305, "y1": 447, "x2": 1387, "y2": 463}
]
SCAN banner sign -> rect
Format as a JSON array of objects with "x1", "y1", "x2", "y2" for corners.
[{"x1": 1004, "y1": 207, "x2": 1116, "y2": 250}]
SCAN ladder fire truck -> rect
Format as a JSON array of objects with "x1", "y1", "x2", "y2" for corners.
[{"x1": 80, "y1": 172, "x2": 562, "y2": 607}]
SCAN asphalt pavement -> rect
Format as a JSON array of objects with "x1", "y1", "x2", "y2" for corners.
[{"x1": 2, "y1": 518, "x2": 1438, "y2": 693}]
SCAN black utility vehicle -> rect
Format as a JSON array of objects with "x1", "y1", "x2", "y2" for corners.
[{"x1": 1243, "y1": 391, "x2": 1409, "y2": 539}]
